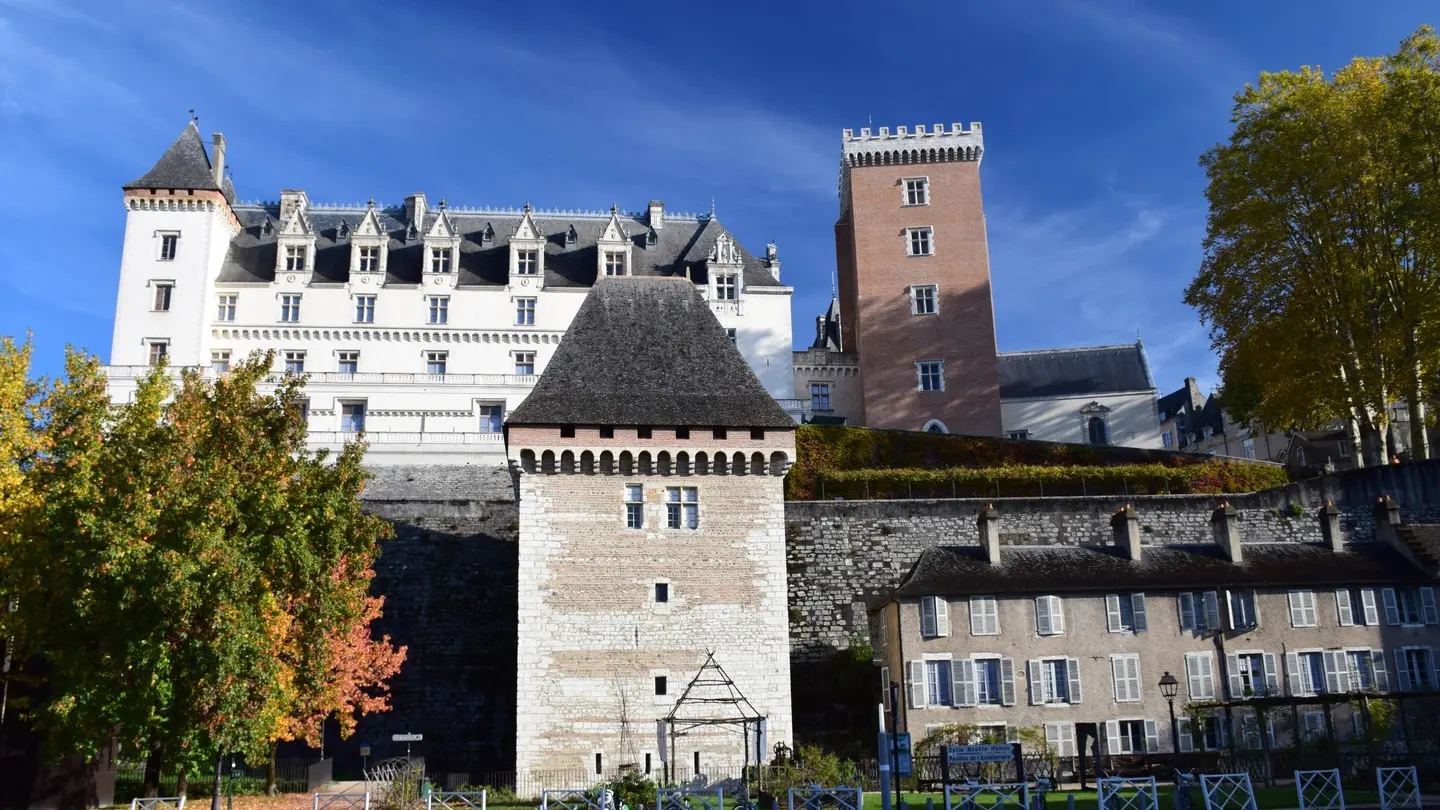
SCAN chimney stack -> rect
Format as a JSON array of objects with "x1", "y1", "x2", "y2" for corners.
[
  {"x1": 1111, "y1": 504, "x2": 1142, "y2": 561},
  {"x1": 648, "y1": 200, "x2": 665, "y2": 231},
  {"x1": 1373, "y1": 495, "x2": 1401, "y2": 546},
  {"x1": 978, "y1": 504, "x2": 1001, "y2": 565},
  {"x1": 1319, "y1": 501, "x2": 1344, "y2": 552},
  {"x1": 211, "y1": 132, "x2": 226, "y2": 187},
  {"x1": 404, "y1": 192, "x2": 427, "y2": 226},
  {"x1": 1212, "y1": 502, "x2": 1242, "y2": 563}
]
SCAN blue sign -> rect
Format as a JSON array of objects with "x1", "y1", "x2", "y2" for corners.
[{"x1": 893, "y1": 732, "x2": 912, "y2": 777}]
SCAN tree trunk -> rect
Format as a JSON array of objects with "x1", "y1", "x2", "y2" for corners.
[
  {"x1": 177, "y1": 772, "x2": 188, "y2": 798},
  {"x1": 267, "y1": 744, "x2": 278, "y2": 796},
  {"x1": 211, "y1": 751, "x2": 224, "y2": 810},
  {"x1": 142, "y1": 738, "x2": 164, "y2": 798},
  {"x1": 1406, "y1": 340, "x2": 1430, "y2": 460},
  {"x1": 1347, "y1": 417, "x2": 1366, "y2": 469}
]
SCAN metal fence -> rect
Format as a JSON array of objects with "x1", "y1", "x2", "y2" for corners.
[{"x1": 113, "y1": 757, "x2": 312, "y2": 800}]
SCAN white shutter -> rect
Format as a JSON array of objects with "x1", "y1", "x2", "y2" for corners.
[
  {"x1": 1422, "y1": 588, "x2": 1438, "y2": 625},
  {"x1": 986, "y1": 598, "x2": 999, "y2": 635},
  {"x1": 1371, "y1": 650, "x2": 1390, "y2": 692},
  {"x1": 954, "y1": 659, "x2": 976, "y2": 707},
  {"x1": 1000, "y1": 658, "x2": 1016, "y2": 706},
  {"x1": 1263, "y1": 653, "x2": 1280, "y2": 696},
  {"x1": 1028, "y1": 659, "x2": 1043, "y2": 705},
  {"x1": 1178, "y1": 719, "x2": 1194, "y2": 752},
  {"x1": 1222, "y1": 589, "x2": 1236, "y2": 630},
  {"x1": 1044, "y1": 723, "x2": 1060, "y2": 755},
  {"x1": 1203, "y1": 591, "x2": 1222, "y2": 630},
  {"x1": 1199, "y1": 653, "x2": 1215, "y2": 699},
  {"x1": 1067, "y1": 657, "x2": 1083, "y2": 704},
  {"x1": 1289, "y1": 591, "x2": 1305, "y2": 627},
  {"x1": 1060, "y1": 723, "x2": 1075, "y2": 757},
  {"x1": 1361, "y1": 589, "x2": 1380, "y2": 625},
  {"x1": 1179, "y1": 592, "x2": 1196, "y2": 631},
  {"x1": 1052, "y1": 597, "x2": 1065, "y2": 634},
  {"x1": 1286, "y1": 652, "x2": 1302, "y2": 696},
  {"x1": 969, "y1": 597, "x2": 983, "y2": 635},
  {"x1": 1302, "y1": 591, "x2": 1317, "y2": 626},
  {"x1": 1185, "y1": 653, "x2": 1202, "y2": 698},
  {"x1": 1323, "y1": 651, "x2": 1345, "y2": 694},
  {"x1": 921, "y1": 597, "x2": 938, "y2": 637},
  {"x1": 1383, "y1": 588, "x2": 1401, "y2": 625},
  {"x1": 1395, "y1": 649, "x2": 1412, "y2": 692},
  {"x1": 1336, "y1": 589, "x2": 1354, "y2": 626},
  {"x1": 1106, "y1": 595, "x2": 1123, "y2": 633},
  {"x1": 935, "y1": 598, "x2": 951, "y2": 637},
  {"x1": 1132, "y1": 594, "x2": 1148, "y2": 632},
  {"x1": 1226, "y1": 653, "x2": 1243, "y2": 699},
  {"x1": 1111, "y1": 657, "x2": 1123, "y2": 701},
  {"x1": 1144, "y1": 719, "x2": 1160, "y2": 753},
  {"x1": 908, "y1": 660, "x2": 926, "y2": 708},
  {"x1": 1035, "y1": 597, "x2": 1052, "y2": 636},
  {"x1": 1105, "y1": 720, "x2": 1121, "y2": 755}
]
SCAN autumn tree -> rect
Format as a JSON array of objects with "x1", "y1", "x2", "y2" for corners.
[
  {"x1": 1187, "y1": 26, "x2": 1440, "y2": 464},
  {"x1": 0, "y1": 346, "x2": 405, "y2": 800}
]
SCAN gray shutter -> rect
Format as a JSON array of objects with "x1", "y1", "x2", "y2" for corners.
[
  {"x1": 1044, "y1": 723, "x2": 1060, "y2": 756},
  {"x1": 1286, "y1": 652, "x2": 1302, "y2": 696},
  {"x1": 1132, "y1": 593, "x2": 1148, "y2": 632},
  {"x1": 1262, "y1": 653, "x2": 1280, "y2": 696},
  {"x1": 1185, "y1": 654, "x2": 1201, "y2": 698},
  {"x1": 1104, "y1": 720, "x2": 1120, "y2": 755},
  {"x1": 1396, "y1": 649, "x2": 1412, "y2": 691},
  {"x1": 1067, "y1": 658, "x2": 1083, "y2": 704},
  {"x1": 1028, "y1": 659, "x2": 1042, "y2": 705},
  {"x1": 1035, "y1": 597, "x2": 1052, "y2": 636},
  {"x1": 908, "y1": 660, "x2": 927, "y2": 708},
  {"x1": 1323, "y1": 651, "x2": 1345, "y2": 694},
  {"x1": 1226, "y1": 653, "x2": 1243, "y2": 699},
  {"x1": 1422, "y1": 588, "x2": 1438, "y2": 625},
  {"x1": 1222, "y1": 589, "x2": 1236, "y2": 630},
  {"x1": 1203, "y1": 591, "x2": 1222, "y2": 630},
  {"x1": 920, "y1": 597, "x2": 938, "y2": 637},
  {"x1": 1111, "y1": 657, "x2": 1124, "y2": 701},
  {"x1": 1289, "y1": 591, "x2": 1304, "y2": 627},
  {"x1": 954, "y1": 659, "x2": 976, "y2": 707},
  {"x1": 1000, "y1": 658, "x2": 1016, "y2": 706},
  {"x1": 1383, "y1": 588, "x2": 1401, "y2": 625},
  {"x1": 1371, "y1": 650, "x2": 1390, "y2": 692},
  {"x1": 1178, "y1": 719, "x2": 1194, "y2": 752},
  {"x1": 1361, "y1": 589, "x2": 1381, "y2": 625},
  {"x1": 1336, "y1": 588, "x2": 1354, "y2": 627},
  {"x1": 935, "y1": 598, "x2": 951, "y2": 637},
  {"x1": 1145, "y1": 719, "x2": 1160, "y2": 753},
  {"x1": 969, "y1": 597, "x2": 983, "y2": 635},
  {"x1": 1179, "y1": 592, "x2": 1196, "y2": 631},
  {"x1": 1106, "y1": 595, "x2": 1122, "y2": 633}
]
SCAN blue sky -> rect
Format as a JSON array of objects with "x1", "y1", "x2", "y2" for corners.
[{"x1": 1, "y1": 0, "x2": 1433, "y2": 395}]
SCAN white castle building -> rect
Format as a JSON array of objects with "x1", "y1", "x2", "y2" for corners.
[{"x1": 108, "y1": 122, "x2": 799, "y2": 463}]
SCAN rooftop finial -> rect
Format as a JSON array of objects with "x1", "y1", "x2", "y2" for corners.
[
  {"x1": 439, "y1": 198, "x2": 447, "y2": 210},
  {"x1": 709, "y1": 197, "x2": 716, "y2": 217},
  {"x1": 367, "y1": 197, "x2": 375, "y2": 209},
  {"x1": 189, "y1": 108, "x2": 197, "y2": 123}
]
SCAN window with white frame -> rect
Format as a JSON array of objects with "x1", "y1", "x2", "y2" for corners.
[
  {"x1": 715, "y1": 272, "x2": 739, "y2": 301},
  {"x1": 1183, "y1": 652, "x2": 1216, "y2": 699},
  {"x1": 340, "y1": 401, "x2": 366, "y2": 434},
  {"x1": 1301, "y1": 711, "x2": 1326, "y2": 742},
  {"x1": 920, "y1": 596, "x2": 950, "y2": 638},
  {"x1": 1241, "y1": 438, "x2": 1256, "y2": 459},
  {"x1": 428, "y1": 295, "x2": 449, "y2": 325},
  {"x1": 1034, "y1": 595, "x2": 1064, "y2": 636},
  {"x1": 1107, "y1": 719, "x2": 1152, "y2": 755},
  {"x1": 1396, "y1": 646, "x2": 1435, "y2": 691},
  {"x1": 210, "y1": 350, "x2": 231, "y2": 373},
  {"x1": 1200, "y1": 714, "x2": 1228, "y2": 750},
  {"x1": 1383, "y1": 587, "x2": 1438, "y2": 626},
  {"x1": 665, "y1": 487, "x2": 698, "y2": 530},
  {"x1": 152, "y1": 282, "x2": 173, "y2": 312},
  {"x1": 1044, "y1": 723, "x2": 1076, "y2": 757},
  {"x1": 280, "y1": 294, "x2": 301, "y2": 323},
  {"x1": 810, "y1": 383, "x2": 831, "y2": 412},
  {"x1": 337, "y1": 351, "x2": 359, "y2": 375},
  {"x1": 1106, "y1": 593, "x2": 1148, "y2": 633},
  {"x1": 926, "y1": 659, "x2": 953, "y2": 706},
  {"x1": 1008, "y1": 430, "x2": 1031, "y2": 440},
  {"x1": 604, "y1": 251, "x2": 626, "y2": 276},
  {"x1": 907, "y1": 227, "x2": 933, "y2": 256},
  {"x1": 910, "y1": 285, "x2": 938, "y2": 315},
  {"x1": 514, "y1": 351, "x2": 536, "y2": 376},
  {"x1": 515, "y1": 249, "x2": 538, "y2": 275},
  {"x1": 904, "y1": 177, "x2": 929, "y2": 206},
  {"x1": 1289, "y1": 651, "x2": 1326, "y2": 695},
  {"x1": 1228, "y1": 589, "x2": 1259, "y2": 629},
  {"x1": 431, "y1": 248, "x2": 453, "y2": 273},
  {"x1": 159, "y1": 232, "x2": 179, "y2": 261},
  {"x1": 516, "y1": 297, "x2": 536, "y2": 326},
  {"x1": 1030, "y1": 657, "x2": 1079, "y2": 705},
  {"x1": 1162, "y1": 431, "x2": 1174, "y2": 448},
  {"x1": 917, "y1": 360, "x2": 944, "y2": 392},
  {"x1": 354, "y1": 295, "x2": 375, "y2": 323},
  {"x1": 1111, "y1": 654, "x2": 1141, "y2": 702},
  {"x1": 1229, "y1": 651, "x2": 1275, "y2": 698},
  {"x1": 216, "y1": 293, "x2": 237, "y2": 322},
  {"x1": 479, "y1": 404, "x2": 504, "y2": 434},
  {"x1": 1288, "y1": 590, "x2": 1318, "y2": 627},
  {"x1": 425, "y1": 351, "x2": 447, "y2": 375},
  {"x1": 147, "y1": 340, "x2": 168, "y2": 366},
  {"x1": 1346, "y1": 649, "x2": 1382, "y2": 691},
  {"x1": 285, "y1": 245, "x2": 307, "y2": 272},
  {"x1": 358, "y1": 246, "x2": 379, "y2": 273},
  {"x1": 973, "y1": 658, "x2": 1006, "y2": 705},
  {"x1": 625, "y1": 485, "x2": 644, "y2": 529},
  {"x1": 969, "y1": 596, "x2": 999, "y2": 635},
  {"x1": 283, "y1": 351, "x2": 305, "y2": 374}
]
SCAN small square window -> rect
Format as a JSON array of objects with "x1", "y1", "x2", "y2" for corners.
[
  {"x1": 1008, "y1": 430, "x2": 1031, "y2": 440},
  {"x1": 715, "y1": 273, "x2": 739, "y2": 301},
  {"x1": 285, "y1": 245, "x2": 307, "y2": 272},
  {"x1": 676, "y1": 428, "x2": 690, "y2": 440},
  {"x1": 425, "y1": 351, "x2": 447, "y2": 375},
  {"x1": 714, "y1": 428, "x2": 727, "y2": 440},
  {"x1": 216, "y1": 293, "x2": 237, "y2": 322},
  {"x1": 911, "y1": 285, "x2": 938, "y2": 315},
  {"x1": 514, "y1": 352, "x2": 535, "y2": 376},
  {"x1": 516, "y1": 297, "x2": 536, "y2": 326},
  {"x1": 147, "y1": 341, "x2": 168, "y2": 366},
  {"x1": 479, "y1": 405, "x2": 504, "y2": 434},
  {"x1": 428, "y1": 296, "x2": 449, "y2": 325},
  {"x1": 337, "y1": 351, "x2": 359, "y2": 375},
  {"x1": 152, "y1": 282, "x2": 173, "y2": 312},
  {"x1": 638, "y1": 427, "x2": 652, "y2": 439},
  {"x1": 908, "y1": 227, "x2": 934, "y2": 257},
  {"x1": 159, "y1": 233, "x2": 179, "y2": 261},
  {"x1": 599, "y1": 426, "x2": 614, "y2": 439},
  {"x1": 625, "y1": 485, "x2": 644, "y2": 529},
  {"x1": 751, "y1": 428, "x2": 765, "y2": 440},
  {"x1": 210, "y1": 350, "x2": 231, "y2": 373},
  {"x1": 605, "y1": 251, "x2": 626, "y2": 276},
  {"x1": 280, "y1": 294, "x2": 302, "y2": 323},
  {"x1": 904, "y1": 178, "x2": 930, "y2": 206},
  {"x1": 516, "y1": 249, "x2": 539, "y2": 275},
  {"x1": 654, "y1": 676, "x2": 668, "y2": 696},
  {"x1": 358, "y1": 246, "x2": 380, "y2": 273},
  {"x1": 561, "y1": 425, "x2": 576, "y2": 438},
  {"x1": 726, "y1": 328, "x2": 737, "y2": 345},
  {"x1": 431, "y1": 248, "x2": 452, "y2": 274},
  {"x1": 666, "y1": 487, "x2": 699, "y2": 530},
  {"x1": 341, "y1": 402, "x2": 366, "y2": 434},
  {"x1": 354, "y1": 295, "x2": 375, "y2": 323},
  {"x1": 284, "y1": 351, "x2": 306, "y2": 374},
  {"x1": 917, "y1": 360, "x2": 944, "y2": 392},
  {"x1": 655, "y1": 583, "x2": 669, "y2": 603}
]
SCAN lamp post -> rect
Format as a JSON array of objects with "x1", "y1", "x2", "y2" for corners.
[{"x1": 1159, "y1": 672, "x2": 1180, "y2": 770}]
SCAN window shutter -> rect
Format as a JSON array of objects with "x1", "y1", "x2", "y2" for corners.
[
  {"x1": 1432, "y1": 647, "x2": 1440, "y2": 689},
  {"x1": 1111, "y1": 657, "x2": 1124, "y2": 701},
  {"x1": 969, "y1": 597, "x2": 983, "y2": 635},
  {"x1": 1000, "y1": 658, "x2": 1016, "y2": 706},
  {"x1": 1422, "y1": 588, "x2": 1438, "y2": 625},
  {"x1": 1336, "y1": 589, "x2": 1354, "y2": 626},
  {"x1": 954, "y1": 659, "x2": 976, "y2": 707},
  {"x1": 1052, "y1": 597, "x2": 1065, "y2": 635},
  {"x1": 1250, "y1": 591, "x2": 1262, "y2": 628},
  {"x1": 1035, "y1": 597, "x2": 1052, "y2": 636},
  {"x1": 1371, "y1": 650, "x2": 1390, "y2": 692},
  {"x1": 1203, "y1": 591, "x2": 1222, "y2": 630},
  {"x1": 1286, "y1": 652, "x2": 1302, "y2": 696},
  {"x1": 1302, "y1": 591, "x2": 1317, "y2": 626},
  {"x1": 1201, "y1": 654, "x2": 1216, "y2": 699},
  {"x1": 1028, "y1": 659, "x2": 1043, "y2": 705},
  {"x1": 1044, "y1": 723, "x2": 1060, "y2": 756},
  {"x1": 935, "y1": 598, "x2": 951, "y2": 637},
  {"x1": 1262, "y1": 653, "x2": 1280, "y2": 696},
  {"x1": 1185, "y1": 654, "x2": 1201, "y2": 698},
  {"x1": 1383, "y1": 588, "x2": 1401, "y2": 626},
  {"x1": 1067, "y1": 658, "x2": 1083, "y2": 704},
  {"x1": 908, "y1": 660, "x2": 926, "y2": 708},
  {"x1": 1179, "y1": 592, "x2": 1196, "y2": 631},
  {"x1": 1222, "y1": 589, "x2": 1236, "y2": 630},
  {"x1": 1106, "y1": 595, "x2": 1122, "y2": 633},
  {"x1": 1132, "y1": 594, "x2": 1148, "y2": 632},
  {"x1": 921, "y1": 597, "x2": 938, "y2": 638},
  {"x1": 1127, "y1": 656, "x2": 1141, "y2": 701},
  {"x1": 1060, "y1": 723, "x2": 1076, "y2": 757},
  {"x1": 1226, "y1": 653, "x2": 1243, "y2": 699},
  {"x1": 1144, "y1": 719, "x2": 1159, "y2": 753},
  {"x1": 1289, "y1": 591, "x2": 1304, "y2": 627},
  {"x1": 1324, "y1": 651, "x2": 1344, "y2": 694},
  {"x1": 1104, "y1": 720, "x2": 1120, "y2": 755},
  {"x1": 1395, "y1": 650, "x2": 1412, "y2": 691},
  {"x1": 987, "y1": 598, "x2": 1000, "y2": 635},
  {"x1": 1178, "y1": 719, "x2": 1194, "y2": 753},
  {"x1": 1361, "y1": 589, "x2": 1380, "y2": 625}
]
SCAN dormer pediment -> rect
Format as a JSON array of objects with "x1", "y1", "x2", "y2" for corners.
[
  {"x1": 354, "y1": 203, "x2": 387, "y2": 240},
  {"x1": 512, "y1": 205, "x2": 542, "y2": 243},
  {"x1": 707, "y1": 231, "x2": 743, "y2": 267},
  {"x1": 279, "y1": 208, "x2": 312, "y2": 237},
  {"x1": 598, "y1": 206, "x2": 630, "y2": 244},
  {"x1": 426, "y1": 207, "x2": 458, "y2": 240}
]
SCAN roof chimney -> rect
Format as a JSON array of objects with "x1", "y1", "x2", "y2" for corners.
[
  {"x1": 1319, "y1": 501, "x2": 1344, "y2": 553},
  {"x1": 1373, "y1": 495, "x2": 1401, "y2": 546},
  {"x1": 1211, "y1": 502, "x2": 1242, "y2": 563},
  {"x1": 978, "y1": 504, "x2": 1001, "y2": 565},
  {"x1": 1111, "y1": 504, "x2": 1142, "y2": 561},
  {"x1": 648, "y1": 200, "x2": 665, "y2": 231},
  {"x1": 210, "y1": 132, "x2": 226, "y2": 187},
  {"x1": 404, "y1": 192, "x2": 427, "y2": 226}
]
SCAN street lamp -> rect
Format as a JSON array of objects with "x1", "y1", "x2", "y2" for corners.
[{"x1": 1158, "y1": 672, "x2": 1181, "y2": 770}]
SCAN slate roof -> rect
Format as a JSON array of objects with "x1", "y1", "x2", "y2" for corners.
[
  {"x1": 506, "y1": 277, "x2": 794, "y2": 428},
  {"x1": 124, "y1": 122, "x2": 220, "y2": 191},
  {"x1": 893, "y1": 542, "x2": 1429, "y2": 598},
  {"x1": 217, "y1": 205, "x2": 782, "y2": 289},
  {"x1": 997, "y1": 342, "x2": 1155, "y2": 399}
]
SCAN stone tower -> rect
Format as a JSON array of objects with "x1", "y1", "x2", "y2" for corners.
[
  {"x1": 834, "y1": 122, "x2": 1002, "y2": 435},
  {"x1": 505, "y1": 276, "x2": 795, "y2": 782}
]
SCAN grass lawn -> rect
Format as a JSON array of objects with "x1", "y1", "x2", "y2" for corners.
[{"x1": 858, "y1": 786, "x2": 1383, "y2": 810}]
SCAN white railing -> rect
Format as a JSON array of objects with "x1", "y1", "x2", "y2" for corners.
[
  {"x1": 104, "y1": 366, "x2": 538, "y2": 387},
  {"x1": 308, "y1": 431, "x2": 505, "y2": 445}
]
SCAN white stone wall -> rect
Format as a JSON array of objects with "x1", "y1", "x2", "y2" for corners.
[{"x1": 1001, "y1": 391, "x2": 1162, "y2": 448}]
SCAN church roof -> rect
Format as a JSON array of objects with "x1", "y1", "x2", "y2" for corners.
[
  {"x1": 124, "y1": 122, "x2": 220, "y2": 191},
  {"x1": 506, "y1": 277, "x2": 793, "y2": 428},
  {"x1": 217, "y1": 205, "x2": 782, "y2": 289},
  {"x1": 997, "y1": 342, "x2": 1154, "y2": 400}
]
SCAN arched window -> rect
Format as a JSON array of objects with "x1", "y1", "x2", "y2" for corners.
[
  {"x1": 733, "y1": 451, "x2": 747, "y2": 476},
  {"x1": 657, "y1": 451, "x2": 672, "y2": 476},
  {"x1": 520, "y1": 449, "x2": 537, "y2": 474},
  {"x1": 922, "y1": 419, "x2": 949, "y2": 435},
  {"x1": 600, "y1": 450, "x2": 615, "y2": 475},
  {"x1": 1087, "y1": 417, "x2": 1108, "y2": 446},
  {"x1": 713, "y1": 452, "x2": 729, "y2": 475},
  {"x1": 541, "y1": 450, "x2": 557, "y2": 474},
  {"x1": 560, "y1": 450, "x2": 576, "y2": 474},
  {"x1": 694, "y1": 451, "x2": 709, "y2": 475},
  {"x1": 769, "y1": 451, "x2": 789, "y2": 477},
  {"x1": 638, "y1": 451, "x2": 653, "y2": 476},
  {"x1": 580, "y1": 450, "x2": 596, "y2": 475},
  {"x1": 618, "y1": 451, "x2": 634, "y2": 476},
  {"x1": 676, "y1": 451, "x2": 691, "y2": 476},
  {"x1": 751, "y1": 452, "x2": 766, "y2": 475}
]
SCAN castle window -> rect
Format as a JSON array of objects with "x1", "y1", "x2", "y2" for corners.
[
  {"x1": 676, "y1": 428, "x2": 690, "y2": 440},
  {"x1": 655, "y1": 583, "x2": 669, "y2": 603},
  {"x1": 1087, "y1": 416, "x2": 1108, "y2": 445},
  {"x1": 341, "y1": 402, "x2": 366, "y2": 434},
  {"x1": 560, "y1": 425, "x2": 576, "y2": 438},
  {"x1": 638, "y1": 427, "x2": 652, "y2": 439},
  {"x1": 152, "y1": 282, "x2": 173, "y2": 312},
  {"x1": 284, "y1": 351, "x2": 306, "y2": 375},
  {"x1": 210, "y1": 350, "x2": 230, "y2": 373},
  {"x1": 355, "y1": 295, "x2": 375, "y2": 323},
  {"x1": 516, "y1": 249, "x2": 539, "y2": 275},
  {"x1": 625, "y1": 485, "x2": 644, "y2": 529},
  {"x1": 516, "y1": 297, "x2": 536, "y2": 326},
  {"x1": 750, "y1": 429, "x2": 765, "y2": 440},
  {"x1": 600, "y1": 426, "x2": 614, "y2": 439},
  {"x1": 654, "y1": 676, "x2": 668, "y2": 696},
  {"x1": 715, "y1": 272, "x2": 739, "y2": 301},
  {"x1": 280, "y1": 294, "x2": 302, "y2": 323},
  {"x1": 810, "y1": 384, "x2": 831, "y2": 412},
  {"x1": 159, "y1": 232, "x2": 179, "y2": 261},
  {"x1": 479, "y1": 405, "x2": 504, "y2": 434},
  {"x1": 147, "y1": 340, "x2": 168, "y2": 366},
  {"x1": 604, "y1": 251, "x2": 626, "y2": 276},
  {"x1": 666, "y1": 487, "x2": 698, "y2": 530},
  {"x1": 431, "y1": 248, "x2": 453, "y2": 273},
  {"x1": 286, "y1": 245, "x2": 307, "y2": 272},
  {"x1": 337, "y1": 351, "x2": 359, "y2": 375},
  {"x1": 594, "y1": 753, "x2": 603, "y2": 777},
  {"x1": 514, "y1": 352, "x2": 535, "y2": 376},
  {"x1": 425, "y1": 351, "x2": 447, "y2": 376},
  {"x1": 907, "y1": 227, "x2": 934, "y2": 257},
  {"x1": 217, "y1": 294, "x2": 237, "y2": 322},
  {"x1": 917, "y1": 360, "x2": 944, "y2": 392},
  {"x1": 713, "y1": 428, "x2": 727, "y2": 440},
  {"x1": 1008, "y1": 430, "x2": 1030, "y2": 440},
  {"x1": 910, "y1": 284, "x2": 938, "y2": 315},
  {"x1": 428, "y1": 296, "x2": 449, "y2": 325},
  {"x1": 904, "y1": 177, "x2": 930, "y2": 206},
  {"x1": 358, "y1": 246, "x2": 380, "y2": 273}
]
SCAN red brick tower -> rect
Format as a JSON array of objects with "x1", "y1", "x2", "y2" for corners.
[{"x1": 834, "y1": 122, "x2": 1002, "y2": 435}]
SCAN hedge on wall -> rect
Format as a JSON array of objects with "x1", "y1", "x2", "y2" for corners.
[{"x1": 787, "y1": 425, "x2": 1290, "y2": 500}]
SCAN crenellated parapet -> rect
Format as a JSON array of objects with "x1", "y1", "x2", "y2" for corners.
[{"x1": 840, "y1": 121, "x2": 984, "y2": 168}]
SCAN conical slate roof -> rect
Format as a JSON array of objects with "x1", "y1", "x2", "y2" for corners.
[
  {"x1": 124, "y1": 122, "x2": 220, "y2": 191},
  {"x1": 507, "y1": 277, "x2": 793, "y2": 428}
]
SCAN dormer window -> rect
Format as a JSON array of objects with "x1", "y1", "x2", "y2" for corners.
[
  {"x1": 359, "y1": 247, "x2": 380, "y2": 273},
  {"x1": 715, "y1": 272, "x2": 739, "y2": 301},
  {"x1": 604, "y1": 251, "x2": 626, "y2": 276},
  {"x1": 285, "y1": 246, "x2": 307, "y2": 272},
  {"x1": 516, "y1": 250, "x2": 539, "y2": 275},
  {"x1": 566, "y1": 225, "x2": 578, "y2": 245},
  {"x1": 646, "y1": 230, "x2": 657, "y2": 246},
  {"x1": 483, "y1": 224, "x2": 495, "y2": 243},
  {"x1": 431, "y1": 248, "x2": 453, "y2": 274}
]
